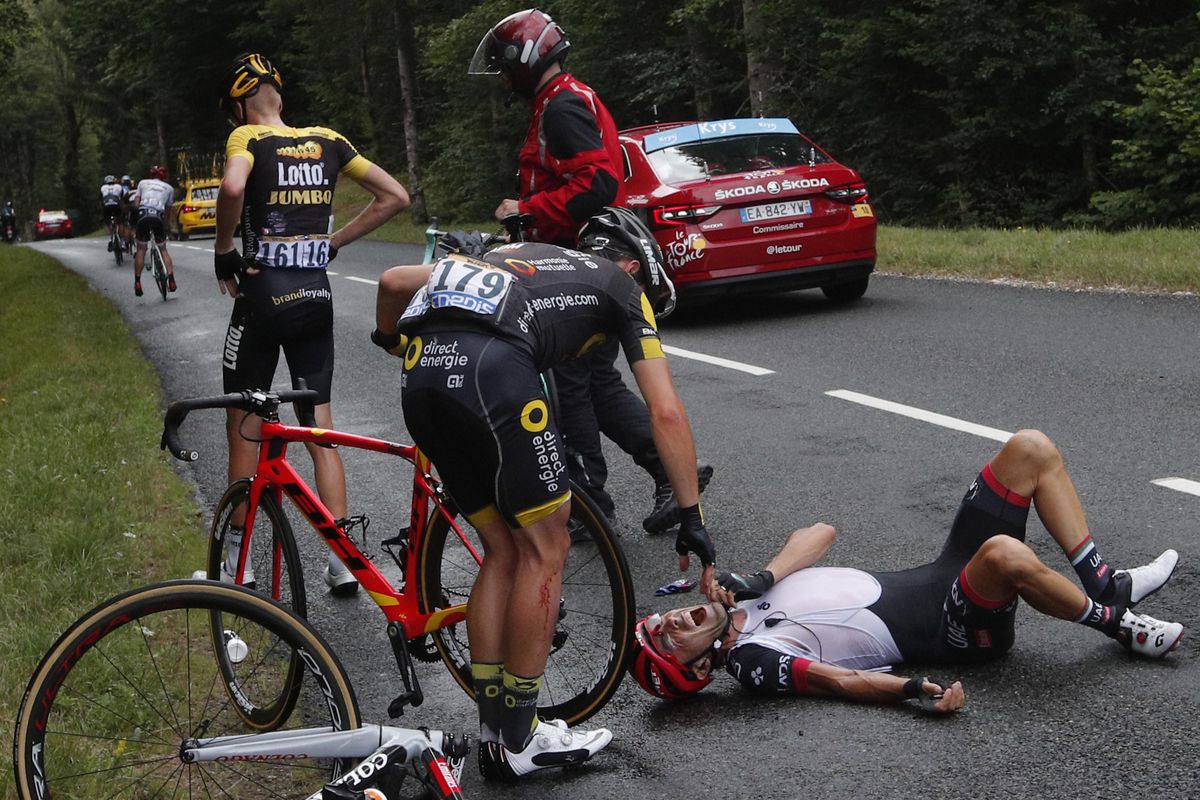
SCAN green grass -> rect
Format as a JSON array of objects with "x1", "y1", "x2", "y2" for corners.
[
  {"x1": 878, "y1": 226, "x2": 1200, "y2": 294},
  {"x1": 0, "y1": 247, "x2": 207, "y2": 778}
]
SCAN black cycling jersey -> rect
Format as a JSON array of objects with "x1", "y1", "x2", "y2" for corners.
[
  {"x1": 397, "y1": 242, "x2": 663, "y2": 371},
  {"x1": 225, "y1": 123, "x2": 371, "y2": 269},
  {"x1": 397, "y1": 242, "x2": 664, "y2": 529}
]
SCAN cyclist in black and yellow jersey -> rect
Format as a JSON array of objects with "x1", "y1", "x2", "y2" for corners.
[
  {"x1": 372, "y1": 207, "x2": 715, "y2": 781},
  {"x1": 214, "y1": 52, "x2": 410, "y2": 595}
]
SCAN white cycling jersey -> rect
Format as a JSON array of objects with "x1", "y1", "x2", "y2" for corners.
[
  {"x1": 100, "y1": 184, "x2": 123, "y2": 206},
  {"x1": 131, "y1": 178, "x2": 174, "y2": 216},
  {"x1": 731, "y1": 567, "x2": 903, "y2": 670}
]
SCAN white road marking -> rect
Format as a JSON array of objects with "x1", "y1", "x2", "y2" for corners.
[
  {"x1": 326, "y1": 271, "x2": 339, "y2": 276},
  {"x1": 344, "y1": 276, "x2": 378, "y2": 286},
  {"x1": 1151, "y1": 478, "x2": 1200, "y2": 497},
  {"x1": 662, "y1": 345, "x2": 774, "y2": 376},
  {"x1": 826, "y1": 389, "x2": 1013, "y2": 442}
]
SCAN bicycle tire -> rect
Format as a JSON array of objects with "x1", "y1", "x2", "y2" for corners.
[
  {"x1": 112, "y1": 230, "x2": 123, "y2": 266},
  {"x1": 151, "y1": 245, "x2": 167, "y2": 300},
  {"x1": 417, "y1": 482, "x2": 634, "y2": 725},
  {"x1": 207, "y1": 479, "x2": 308, "y2": 727},
  {"x1": 13, "y1": 580, "x2": 360, "y2": 800}
]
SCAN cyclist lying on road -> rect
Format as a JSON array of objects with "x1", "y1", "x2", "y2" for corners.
[
  {"x1": 372, "y1": 208, "x2": 714, "y2": 780},
  {"x1": 629, "y1": 428, "x2": 1182, "y2": 711}
]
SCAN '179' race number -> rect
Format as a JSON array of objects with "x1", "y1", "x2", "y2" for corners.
[{"x1": 426, "y1": 257, "x2": 513, "y2": 315}]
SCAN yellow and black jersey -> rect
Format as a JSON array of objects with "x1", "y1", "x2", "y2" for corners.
[
  {"x1": 396, "y1": 242, "x2": 664, "y2": 372},
  {"x1": 225, "y1": 124, "x2": 373, "y2": 269}
]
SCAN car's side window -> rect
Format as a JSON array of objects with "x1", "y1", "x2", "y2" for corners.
[{"x1": 620, "y1": 144, "x2": 633, "y2": 181}]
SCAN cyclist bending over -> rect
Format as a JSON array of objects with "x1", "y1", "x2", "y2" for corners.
[
  {"x1": 130, "y1": 166, "x2": 176, "y2": 296},
  {"x1": 628, "y1": 429, "x2": 1181, "y2": 710},
  {"x1": 373, "y1": 207, "x2": 715, "y2": 781}
]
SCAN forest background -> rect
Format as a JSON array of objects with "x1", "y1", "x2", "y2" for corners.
[{"x1": 3, "y1": 0, "x2": 1200, "y2": 234}]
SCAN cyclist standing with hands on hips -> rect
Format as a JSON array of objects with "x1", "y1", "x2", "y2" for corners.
[
  {"x1": 130, "y1": 166, "x2": 177, "y2": 297},
  {"x1": 213, "y1": 52, "x2": 410, "y2": 595},
  {"x1": 470, "y1": 9, "x2": 713, "y2": 535},
  {"x1": 372, "y1": 207, "x2": 716, "y2": 781}
]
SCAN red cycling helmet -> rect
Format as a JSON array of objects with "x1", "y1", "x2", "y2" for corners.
[
  {"x1": 149, "y1": 165, "x2": 168, "y2": 180},
  {"x1": 468, "y1": 9, "x2": 570, "y2": 98},
  {"x1": 628, "y1": 613, "x2": 714, "y2": 700}
]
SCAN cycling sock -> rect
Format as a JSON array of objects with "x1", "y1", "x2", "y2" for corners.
[
  {"x1": 498, "y1": 671, "x2": 543, "y2": 752},
  {"x1": 471, "y1": 662, "x2": 504, "y2": 744},
  {"x1": 1074, "y1": 597, "x2": 1121, "y2": 636},
  {"x1": 224, "y1": 525, "x2": 246, "y2": 574},
  {"x1": 1067, "y1": 534, "x2": 1115, "y2": 601}
]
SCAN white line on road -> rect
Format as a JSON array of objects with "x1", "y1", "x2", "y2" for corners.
[
  {"x1": 662, "y1": 345, "x2": 774, "y2": 376},
  {"x1": 344, "y1": 276, "x2": 378, "y2": 286},
  {"x1": 1151, "y1": 478, "x2": 1200, "y2": 497},
  {"x1": 826, "y1": 389, "x2": 1013, "y2": 442}
]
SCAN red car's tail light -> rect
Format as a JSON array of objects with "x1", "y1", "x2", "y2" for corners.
[
  {"x1": 825, "y1": 182, "x2": 869, "y2": 203},
  {"x1": 36, "y1": 223, "x2": 44, "y2": 230},
  {"x1": 651, "y1": 204, "x2": 721, "y2": 227}
]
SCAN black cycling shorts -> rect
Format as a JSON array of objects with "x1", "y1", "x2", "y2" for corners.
[
  {"x1": 103, "y1": 204, "x2": 121, "y2": 222},
  {"x1": 400, "y1": 329, "x2": 570, "y2": 530},
  {"x1": 869, "y1": 464, "x2": 1030, "y2": 664},
  {"x1": 221, "y1": 293, "x2": 334, "y2": 405},
  {"x1": 135, "y1": 212, "x2": 166, "y2": 243}
]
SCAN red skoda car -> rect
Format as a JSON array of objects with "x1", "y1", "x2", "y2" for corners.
[{"x1": 619, "y1": 118, "x2": 876, "y2": 304}]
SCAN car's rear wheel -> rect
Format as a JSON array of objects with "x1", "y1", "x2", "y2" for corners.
[{"x1": 822, "y1": 276, "x2": 869, "y2": 303}]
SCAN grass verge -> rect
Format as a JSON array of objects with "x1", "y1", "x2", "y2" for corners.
[
  {"x1": 877, "y1": 226, "x2": 1198, "y2": 294},
  {"x1": 0, "y1": 247, "x2": 207, "y2": 773}
]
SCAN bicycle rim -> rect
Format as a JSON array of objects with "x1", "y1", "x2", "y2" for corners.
[
  {"x1": 417, "y1": 483, "x2": 634, "y2": 724},
  {"x1": 207, "y1": 479, "x2": 308, "y2": 728},
  {"x1": 13, "y1": 580, "x2": 360, "y2": 800},
  {"x1": 112, "y1": 233, "x2": 123, "y2": 266}
]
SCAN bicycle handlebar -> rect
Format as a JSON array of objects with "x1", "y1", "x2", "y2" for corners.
[{"x1": 160, "y1": 387, "x2": 321, "y2": 462}]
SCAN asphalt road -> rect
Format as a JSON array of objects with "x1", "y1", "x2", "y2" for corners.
[{"x1": 29, "y1": 237, "x2": 1200, "y2": 799}]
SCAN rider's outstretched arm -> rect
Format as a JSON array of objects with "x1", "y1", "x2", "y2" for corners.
[
  {"x1": 708, "y1": 524, "x2": 835, "y2": 605},
  {"x1": 375, "y1": 265, "x2": 435, "y2": 333}
]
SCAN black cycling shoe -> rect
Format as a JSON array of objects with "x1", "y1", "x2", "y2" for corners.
[
  {"x1": 134, "y1": 279, "x2": 143, "y2": 297},
  {"x1": 168, "y1": 275, "x2": 177, "y2": 292},
  {"x1": 642, "y1": 462, "x2": 714, "y2": 534}
]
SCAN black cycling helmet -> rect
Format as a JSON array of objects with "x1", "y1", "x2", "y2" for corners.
[
  {"x1": 468, "y1": 9, "x2": 570, "y2": 99},
  {"x1": 221, "y1": 52, "x2": 283, "y2": 126},
  {"x1": 579, "y1": 207, "x2": 676, "y2": 318}
]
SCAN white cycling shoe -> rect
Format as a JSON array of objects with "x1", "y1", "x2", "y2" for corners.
[
  {"x1": 1117, "y1": 610, "x2": 1184, "y2": 659},
  {"x1": 323, "y1": 556, "x2": 359, "y2": 597},
  {"x1": 1111, "y1": 549, "x2": 1179, "y2": 607},
  {"x1": 479, "y1": 719, "x2": 612, "y2": 781}
]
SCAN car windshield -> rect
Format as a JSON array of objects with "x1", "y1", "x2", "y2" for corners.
[
  {"x1": 645, "y1": 133, "x2": 831, "y2": 184},
  {"x1": 190, "y1": 186, "x2": 219, "y2": 202}
]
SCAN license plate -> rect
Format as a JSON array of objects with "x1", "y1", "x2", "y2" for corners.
[{"x1": 739, "y1": 199, "x2": 813, "y2": 223}]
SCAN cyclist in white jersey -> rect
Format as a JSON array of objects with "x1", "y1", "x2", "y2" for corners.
[
  {"x1": 130, "y1": 165, "x2": 176, "y2": 296},
  {"x1": 628, "y1": 429, "x2": 1182, "y2": 713},
  {"x1": 99, "y1": 175, "x2": 123, "y2": 247}
]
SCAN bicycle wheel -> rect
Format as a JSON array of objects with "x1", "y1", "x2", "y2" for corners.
[
  {"x1": 13, "y1": 580, "x2": 360, "y2": 800},
  {"x1": 112, "y1": 231, "x2": 123, "y2": 266},
  {"x1": 207, "y1": 479, "x2": 308, "y2": 726},
  {"x1": 417, "y1": 482, "x2": 635, "y2": 725},
  {"x1": 151, "y1": 245, "x2": 168, "y2": 299}
]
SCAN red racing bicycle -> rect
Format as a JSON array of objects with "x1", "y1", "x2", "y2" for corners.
[{"x1": 160, "y1": 386, "x2": 634, "y2": 725}]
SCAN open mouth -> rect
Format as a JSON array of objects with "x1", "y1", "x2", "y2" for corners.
[{"x1": 689, "y1": 606, "x2": 707, "y2": 625}]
